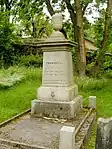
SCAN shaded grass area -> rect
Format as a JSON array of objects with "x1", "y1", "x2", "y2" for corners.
[{"x1": 0, "y1": 67, "x2": 41, "y2": 123}]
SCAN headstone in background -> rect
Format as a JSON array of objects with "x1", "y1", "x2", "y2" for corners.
[{"x1": 96, "y1": 117, "x2": 112, "y2": 149}]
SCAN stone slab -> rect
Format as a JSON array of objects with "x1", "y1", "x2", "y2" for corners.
[
  {"x1": 0, "y1": 109, "x2": 96, "y2": 149},
  {"x1": 31, "y1": 95, "x2": 82, "y2": 119},
  {"x1": 0, "y1": 110, "x2": 86, "y2": 149}
]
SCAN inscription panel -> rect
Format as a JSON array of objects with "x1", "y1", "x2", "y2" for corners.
[{"x1": 42, "y1": 51, "x2": 71, "y2": 86}]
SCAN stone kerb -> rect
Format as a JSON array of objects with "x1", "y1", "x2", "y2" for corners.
[{"x1": 31, "y1": 13, "x2": 82, "y2": 119}]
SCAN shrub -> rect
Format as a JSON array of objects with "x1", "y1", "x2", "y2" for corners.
[
  {"x1": 0, "y1": 12, "x2": 21, "y2": 68},
  {"x1": 104, "y1": 70, "x2": 112, "y2": 78},
  {"x1": 0, "y1": 73, "x2": 24, "y2": 89},
  {"x1": 17, "y1": 54, "x2": 43, "y2": 68},
  {"x1": 0, "y1": 66, "x2": 42, "y2": 89},
  {"x1": 75, "y1": 76, "x2": 108, "y2": 91}
]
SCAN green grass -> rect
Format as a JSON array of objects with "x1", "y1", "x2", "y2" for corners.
[
  {"x1": 79, "y1": 79, "x2": 112, "y2": 118},
  {"x1": 0, "y1": 67, "x2": 41, "y2": 122},
  {"x1": 78, "y1": 78, "x2": 112, "y2": 149}
]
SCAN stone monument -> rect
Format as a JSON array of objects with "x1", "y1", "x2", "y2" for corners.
[{"x1": 31, "y1": 13, "x2": 82, "y2": 119}]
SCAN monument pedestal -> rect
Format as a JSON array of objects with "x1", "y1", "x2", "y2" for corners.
[
  {"x1": 31, "y1": 95, "x2": 82, "y2": 119},
  {"x1": 37, "y1": 85, "x2": 78, "y2": 102}
]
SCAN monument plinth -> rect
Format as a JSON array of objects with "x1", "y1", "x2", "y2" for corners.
[{"x1": 31, "y1": 13, "x2": 82, "y2": 119}]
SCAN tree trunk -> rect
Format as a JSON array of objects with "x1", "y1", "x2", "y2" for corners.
[
  {"x1": 75, "y1": 0, "x2": 86, "y2": 77},
  {"x1": 45, "y1": 0, "x2": 55, "y2": 16},
  {"x1": 64, "y1": 0, "x2": 79, "y2": 74},
  {"x1": 32, "y1": 22, "x2": 37, "y2": 38},
  {"x1": 90, "y1": 0, "x2": 112, "y2": 76}
]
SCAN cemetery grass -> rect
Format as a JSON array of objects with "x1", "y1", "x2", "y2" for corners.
[
  {"x1": 0, "y1": 67, "x2": 41, "y2": 123},
  {"x1": 80, "y1": 78, "x2": 112, "y2": 149}
]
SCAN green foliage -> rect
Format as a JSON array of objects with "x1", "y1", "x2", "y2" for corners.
[
  {"x1": 63, "y1": 21, "x2": 74, "y2": 40},
  {"x1": 6, "y1": 66, "x2": 42, "y2": 81},
  {"x1": 86, "y1": 52, "x2": 112, "y2": 78},
  {"x1": 0, "y1": 73, "x2": 24, "y2": 89},
  {"x1": 0, "y1": 12, "x2": 21, "y2": 68},
  {"x1": 104, "y1": 70, "x2": 112, "y2": 78},
  {"x1": 93, "y1": 10, "x2": 105, "y2": 47},
  {"x1": 103, "y1": 56, "x2": 112, "y2": 70},
  {"x1": 99, "y1": 55, "x2": 112, "y2": 77},
  {"x1": 13, "y1": 0, "x2": 52, "y2": 38},
  {"x1": 17, "y1": 54, "x2": 43, "y2": 67},
  {"x1": 0, "y1": 66, "x2": 42, "y2": 89},
  {"x1": 75, "y1": 76, "x2": 107, "y2": 91}
]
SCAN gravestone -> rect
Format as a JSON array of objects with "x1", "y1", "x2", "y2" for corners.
[
  {"x1": 96, "y1": 117, "x2": 112, "y2": 149},
  {"x1": 31, "y1": 13, "x2": 82, "y2": 119}
]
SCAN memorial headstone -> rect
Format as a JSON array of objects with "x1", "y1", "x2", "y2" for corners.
[{"x1": 31, "y1": 13, "x2": 82, "y2": 119}]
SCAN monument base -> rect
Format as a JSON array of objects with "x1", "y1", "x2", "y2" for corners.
[
  {"x1": 37, "y1": 85, "x2": 78, "y2": 102},
  {"x1": 31, "y1": 95, "x2": 83, "y2": 119}
]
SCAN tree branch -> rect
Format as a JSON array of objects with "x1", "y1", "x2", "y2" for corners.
[
  {"x1": 45, "y1": 0, "x2": 55, "y2": 16},
  {"x1": 64, "y1": 0, "x2": 76, "y2": 25},
  {"x1": 82, "y1": 0, "x2": 93, "y2": 16},
  {"x1": 9, "y1": 0, "x2": 13, "y2": 6},
  {"x1": 101, "y1": 0, "x2": 112, "y2": 50},
  {"x1": 82, "y1": 4, "x2": 88, "y2": 15},
  {"x1": 64, "y1": 0, "x2": 78, "y2": 42}
]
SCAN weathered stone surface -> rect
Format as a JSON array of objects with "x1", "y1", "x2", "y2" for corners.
[
  {"x1": 38, "y1": 85, "x2": 78, "y2": 102},
  {"x1": 52, "y1": 13, "x2": 63, "y2": 31},
  {"x1": 0, "y1": 109, "x2": 96, "y2": 149},
  {"x1": 96, "y1": 117, "x2": 112, "y2": 149},
  {"x1": 31, "y1": 95, "x2": 82, "y2": 119},
  {"x1": 59, "y1": 126, "x2": 75, "y2": 149},
  {"x1": 89, "y1": 96, "x2": 96, "y2": 109},
  {"x1": 41, "y1": 51, "x2": 74, "y2": 87},
  {"x1": 31, "y1": 13, "x2": 81, "y2": 119}
]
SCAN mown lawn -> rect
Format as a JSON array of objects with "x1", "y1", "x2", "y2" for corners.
[{"x1": 0, "y1": 67, "x2": 112, "y2": 148}]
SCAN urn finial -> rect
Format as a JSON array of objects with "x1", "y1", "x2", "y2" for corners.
[{"x1": 52, "y1": 13, "x2": 63, "y2": 31}]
